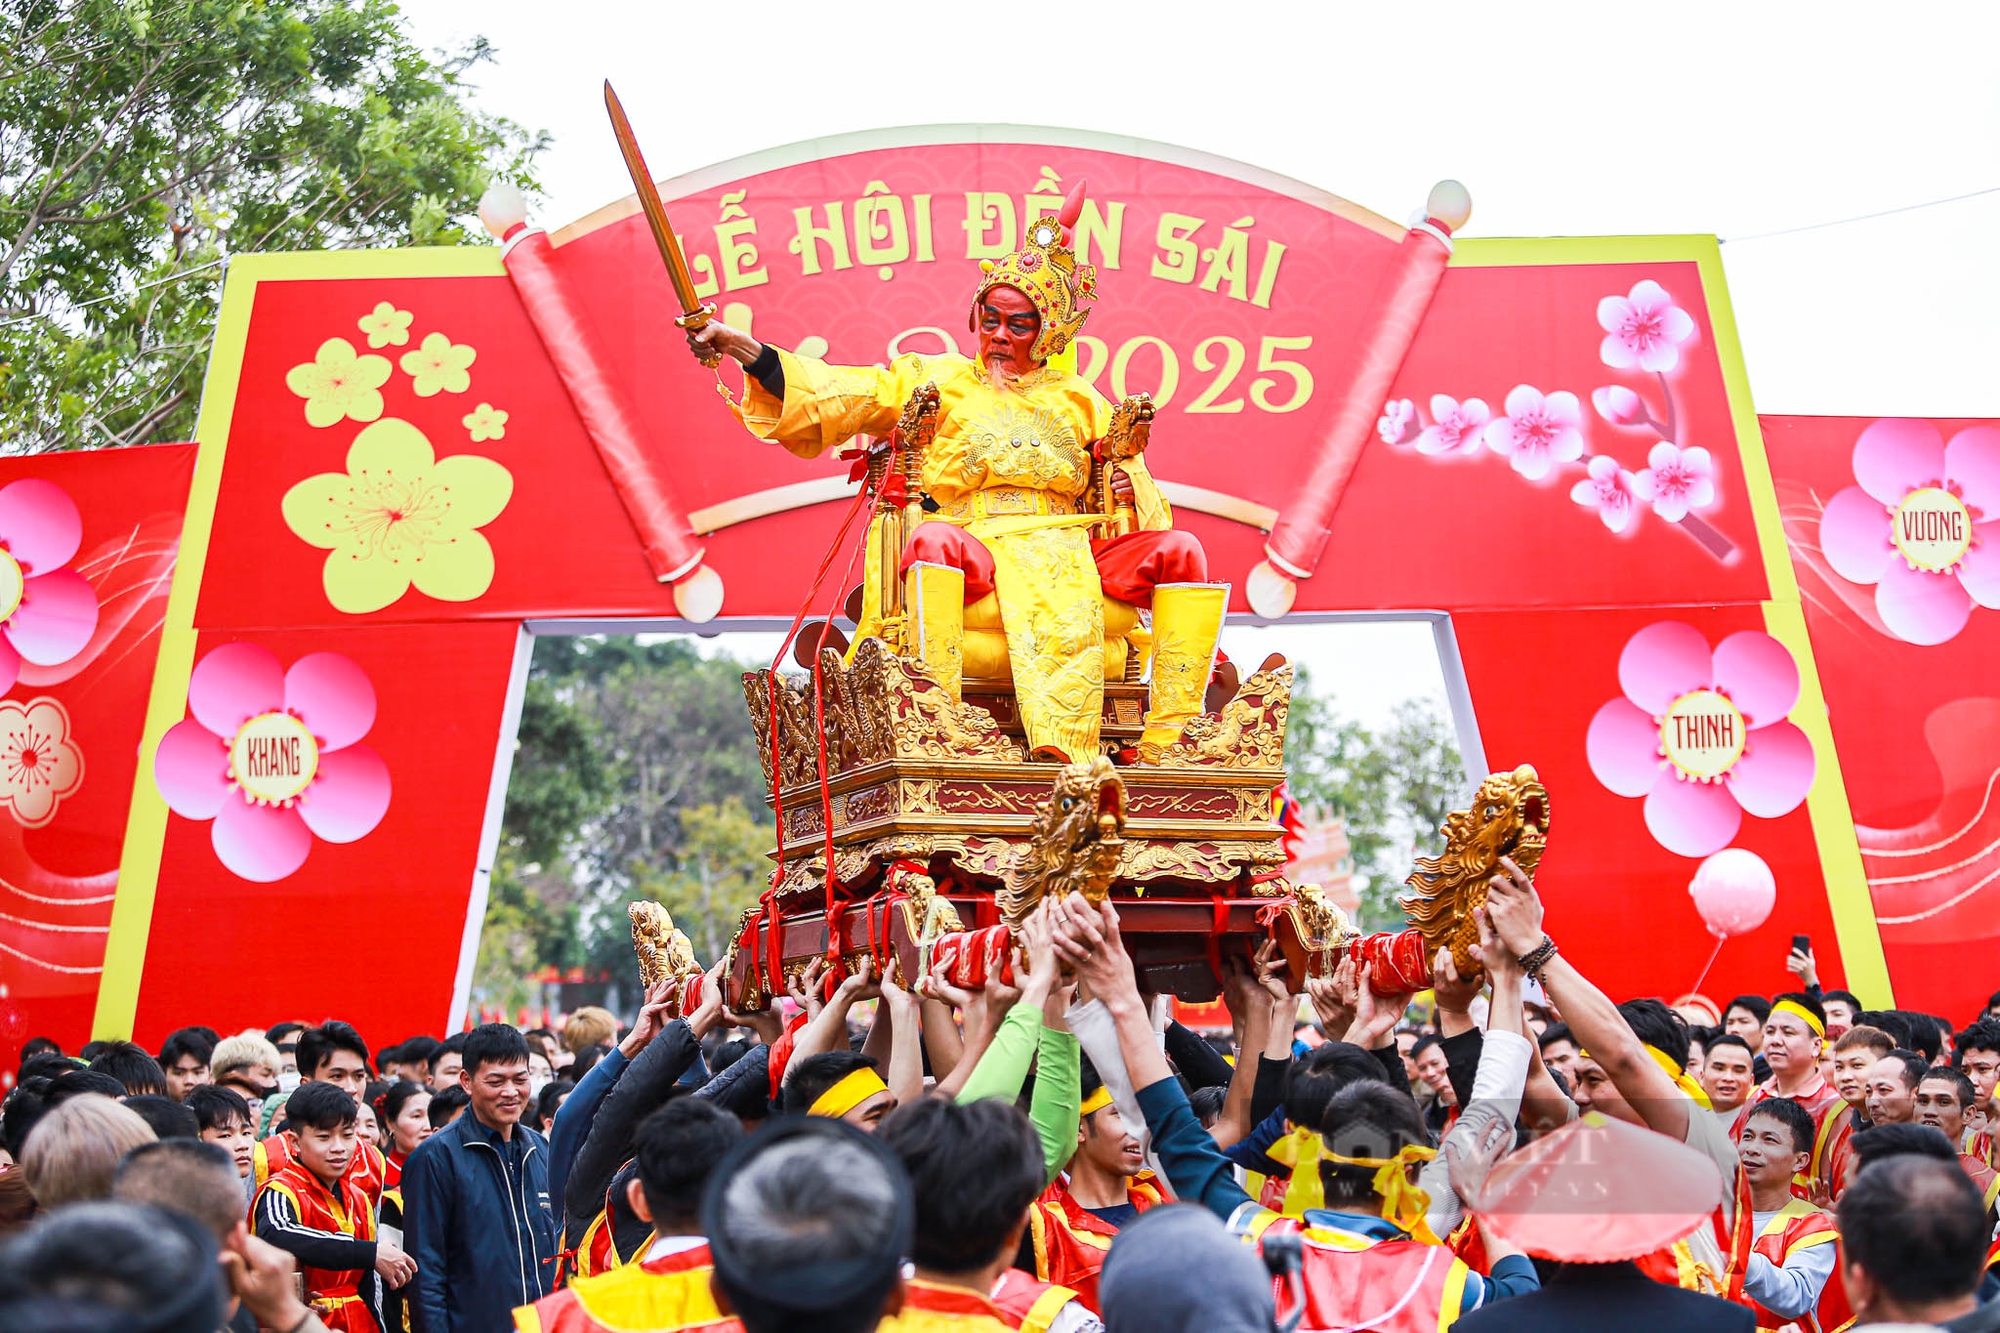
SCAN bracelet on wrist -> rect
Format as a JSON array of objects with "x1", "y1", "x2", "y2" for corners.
[{"x1": 1515, "y1": 935, "x2": 1558, "y2": 983}]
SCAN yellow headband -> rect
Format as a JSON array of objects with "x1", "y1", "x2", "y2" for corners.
[
  {"x1": 1577, "y1": 1044, "x2": 1714, "y2": 1110},
  {"x1": 1266, "y1": 1126, "x2": 1326, "y2": 1215},
  {"x1": 1322, "y1": 1143, "x2": 1439, "y2": 1243},
  {"x1": 1771, "y1": 1000, "x2": 1825, "y2": 1038},
  {"x1": 808, "y1": 1067, "x2": 889, "y2": 1119},
  {"x1": 1079, "y1": 1086, "x2": 1114, "y2": 1117}
]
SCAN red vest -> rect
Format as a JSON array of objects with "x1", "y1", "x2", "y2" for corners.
[
  {"x1": 257, "y1": 1133, "x2": 388, "y2": 1207},
  {"x1": 256, "y1": 1161, "x2": 380, "y2": 1333},
  {"x1": 877, "y1": 1279, "x2": 1016, "y2": 1333},
  {"x1": 1739, "y1": 1080, "x2": 1844, "y2": 1198},
  {"x1": 1810, "y1": 1104, "x2": 1858, "y2": 1202},
  {"x1": 989, "y1": 1269, "x2": 1082, "y2": 1333},
  {"x1": 562, "y1": 1205, "x2": 653, "y2": 1286},
  {"x1": 1239, "y1": 1212, "x2": 1471, "y2": 1333},
  {"x1": 384, "y1": 1149, "x2": 407, "y2": 1192},
  {"x1": 514, "y1": 1243, "x2": 737, "y2": 1333},
  {"x1": 1724, "y1": 1197, "x2": 1840, "y2": 1333},
  {"x1": 1024, "y1": 1173, "x2": 1164, "y2": 1313}
]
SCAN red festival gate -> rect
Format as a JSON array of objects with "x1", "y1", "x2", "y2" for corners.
[{"x1": 0, "y1": 125, "x2": 1990, "y2": 1059}]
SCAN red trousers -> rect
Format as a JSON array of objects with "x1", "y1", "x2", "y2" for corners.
[{"x1": 899, "y1": 522, "x2": 1206, "y2": 608}]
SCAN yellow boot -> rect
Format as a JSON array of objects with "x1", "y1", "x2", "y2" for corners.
[
  {"x1": 905, "y1": 561, "x2": 966, "y2": 702},
  {"x1": 1138, "y1": 582, "x2": 1228, "y2": 762}
]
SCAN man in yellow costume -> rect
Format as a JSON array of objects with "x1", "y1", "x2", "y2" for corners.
[{"x1": 689, "y1": 187, "x2": 1226, "y2": 764}]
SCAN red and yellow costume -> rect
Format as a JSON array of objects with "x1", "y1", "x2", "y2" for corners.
[
  {"x1": 1961, "y1": 1153, "x2": 2000, "y2": 1211},
  {"x1": 1024, "y1": 1172, "x2": 1164, "y2": 1312},
  {"x1": 256, "y1": 1132, "x2": 388, "y2": 1207},
  {"x1": 514, "y1": 1242, "x2": 736, "y2": 1333},
  {"x1": 877, "y1": 1278, "x2": 1014, "y2": 1333},
  {"x1": 989, "y1": 1269, "x2": 1084, "y2": 1333},
  {"x1": 1725, "y1": 1194, "x2": 1843, "y2": 1333},
  {"x1": 1236, "y1": 1210, "x2": 1474, "y2": 1333},
  {"x1": 253, "y1": 1160, "x2": 381, "y2": 1333},
  {"x1": 1810, "y1": 1105, "x2": 1859, "y2": 1202},
  {"x1": 384, "y1": 1148, "x2": 407, "y2": 1192},
  {"x1": 731, "y1": 210, "x2": 1224, "y2": 763},
  {"x1": 562, "y1": 1203, "x2": 654, "y2": 1285}
]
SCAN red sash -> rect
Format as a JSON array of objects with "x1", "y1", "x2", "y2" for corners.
[
  {"x1": 1244, "y1": 1213, "x2": 1471, "y2": 1333},
  {"x1": 1024, "y1": 1173, "x2": 1164, "y2": 1313},
  {"x1": 515, "y1": 1243, "x2": 738, "y2": 1333},
  {"x1": 256, "y1": 1134, "x2": 388, "y2": 1206},
  {"x1": 989, "y1": 1269, "x2": 1081, "y2": 1333},
  {"x1": 257, "y1": 1161, "x2": 380, "y2": 1333}
]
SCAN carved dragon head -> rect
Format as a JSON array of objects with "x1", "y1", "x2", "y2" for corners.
[
  {"x1": 998, "y1": 756, "x2": 1127, "y2": 925},
  {"x1": 1399, "y1": 765, "x2": 1551, "y2": 977}
]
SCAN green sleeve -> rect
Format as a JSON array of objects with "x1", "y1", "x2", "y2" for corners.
[
  {"x1": 954, "y1": 1003, "x2": 1040, "y2": 1106},
  {"x1": 1030, "y1": 1023, "x2": 1081, "y2": 1186}
]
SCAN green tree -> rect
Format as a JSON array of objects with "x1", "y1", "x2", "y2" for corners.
[
  {"x1": 1283, "y1": 670, "x2": 1466, "y2": 927},
  {"x1": 629, "y1": 798, "x2": 770, "y2": 964},
  {"x1": 0, "y1": 0, "x2": 545, "y2": 452}
]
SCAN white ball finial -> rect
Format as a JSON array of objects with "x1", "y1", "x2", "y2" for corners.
[
  {"x1": 1426, "y1": 180, "x2": 1472, "y2": 233},
  {"x1": 478, "y1": 181, "x2": 529, "y2": 240},
  {"x1": 672, "y1": 564, "x2": 725, "y2": 623},
  {"x1": 1245, "y1": 561, "x2": 1296, "y2": 619}
]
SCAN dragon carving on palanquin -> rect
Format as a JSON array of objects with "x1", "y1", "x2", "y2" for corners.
[
  {"x1": 1399, "y1": 764, "x2": 1551, "y2": 976},
  {"x1": 997, "y1": 756, "x2": 1128, "y2": 926}
]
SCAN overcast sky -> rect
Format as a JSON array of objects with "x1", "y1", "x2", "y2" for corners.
[{"x1": 399, "y1": 0, "x2": 2000, "y2": 734}]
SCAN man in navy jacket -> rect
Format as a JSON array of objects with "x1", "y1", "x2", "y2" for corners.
[{"x1": 402, "y1": 1023, "x2": 556, "y2": 1332}]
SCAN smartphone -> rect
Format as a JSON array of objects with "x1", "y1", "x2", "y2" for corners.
[{"x1": 1791, "y1": 933, "x2": 1811, "y2": 956}]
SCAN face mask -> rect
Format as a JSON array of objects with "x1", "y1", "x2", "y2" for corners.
[{"x1": 277, "y1": 1070, "x2": 302, "y2": 1093}]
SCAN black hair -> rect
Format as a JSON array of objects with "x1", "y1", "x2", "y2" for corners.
[
  {"x1": 438, "y1": 1032, "x2": 468, "y2": 1057},
  {"x1": 1188, "y1": 1085, "x2": 1227, "y2": 1127},
  {"x1": 1725, "y1": 995, "x2": 1772, "y2": 1023},
  {"x1": 17, "y1": 1052, "x2": 72, "y2": 1084},
  {"x1": 79, "y1": 1040, "x2": 110, "y2": 1061},
  {"x1": 18, "y1": 1036, "x2": 61, "y2": 1064},
  {"x1": 294, "y1": 1022, "x2": 370, "y2": 1080},
  {"x1": 1877, "y1": 1048, "x2": 1931, "y2": 1092},
  {"x1": 183, "y1": 1084, "x2": 252, "y2": 1135},
  {"x1": 1851, "y1": 1122, "x2": 1958, "y2": 1174},
  {"x1": 88, "y1": 1041, "x2": 168, "y2": 1097},
  {"x1": 1919, "y1": 1066, "x2": 1977, "y2": 1110},
  {"x1": 48, "y1": 1068, "x2": 131, "y2": 1104},
  {"x1": 399, "y1": 1035, "x2": 444, "y2": 1071},
  {"x1": 0, "y1": 1201, "x2": 224, "y2": 1333},
  {"x1": 265, "y1": 1022, "x2": 306, "y2": 1047},
  {"x1": 1744, "y1": 1096, "x2": 1815, "y2": 1156},
  {"x1": 1618, "y1": 998, "x2": 1690, "y2": 1069},
  {"x1": 121, "y1": 1095, "x2": 199, "y2": 1142},
  {"x1": 708, "y1": 1036, "x2": 752, "y2": 1076},
  {"x1": 1316, "y1": 1082, "x2": 1431, "y2": 1209},
  {"x1": 1705, "y1": 1032, "x2": 1754, "y2": 1058},
  {"x1": 1769, "y1": 992, "x2": 1827, "y2": 1031},
  {"x1": 1838, "y1": 1156, "x2": 1988, "y2": 1306},
  {"x1": 1685, "y1": 1024, "x2": 1718, "y2": 1054},
  {"x1": 460, "y1": 1023, "x2": 530, "y2": 1077},
  {"x1": 534, "y1": 1079, "x2": 573, "y2": 1131},
  {"x1": 1280, "y1": 1041, "x2": 1385, "y2": 1128},
  {"x1": 632, "y1": 1099, "x2": 744, "y2": 1230},
  {"x1": 1078, "y1": 1053, "x2": 1105, "y2": 1101},
  {"x1": 880, "y1": 1097, "x2": 1044, "y2": 1275},
  {"x1": 1954, "y1": 1019, "x2": 2000, "y2": 1061},
  {"x1": 1536, "y1": 1021, "x2": 1574, "y2": 1050},
  {"x1": 427, "y1": 1085, "x2": 470, "y2": 1128},
  {"x1": 285, "y1": 1081, "x2": 359, "y2": 1134},
  {"x1": 1855, "y1": 1009, "x2": 1911, "y2": 1048},
  {"x1": 156, "y1": 1029, "x2": 214, "y2": 1073},
  {"x1": 1823, "y1": 988, "x2": 1862, "y2": 1014},
  {"x1": 571, "y1": 1044, "x2": 606, "y2": 1082},
  {"x1": 784, "y1": 1051, "x2": 881, "y2": 1116},
  {"x1": 1, "y1": 1082, "x2": 49, "y2": 1160},
  {"x1": 1410, "y1": 1034, "x2": 1443, "y2": 1060},
  {"x1": 378, "y1": 1079, "x2": 428, "y2": 1126},
  {"x1": 1889, "y1": 1010, "x2": 1942, "y2": 1063}
]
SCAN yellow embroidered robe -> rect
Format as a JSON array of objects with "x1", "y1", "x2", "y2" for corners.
[{"x1": 734, "y1": 349, "x2": 1171, "y2": 760}]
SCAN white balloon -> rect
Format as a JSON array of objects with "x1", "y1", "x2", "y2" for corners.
[{"x1": 1688, "y1": 846, "x2": 1776, "y2": 939}]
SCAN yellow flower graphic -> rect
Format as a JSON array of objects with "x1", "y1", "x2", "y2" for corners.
[
  {"x1": 285, "y1": 338, "x2": 392, "y2": 428},
  {"x1": 281, "y1": 417, "x2": 514, "y2": 614},
  {"x1": 400, "y1": 331, "x2": 476, "y2": 397},
  {"x1": 462, "y1": 402, "x2": 508, "y2": 442},
  {"x1": 357, "y1": 301, "x2": 414, "y2": 348}
]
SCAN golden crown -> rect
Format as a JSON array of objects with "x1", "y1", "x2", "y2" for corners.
[{"x1": 968, "y1": 183, "x2": 1098, "y2": 362}]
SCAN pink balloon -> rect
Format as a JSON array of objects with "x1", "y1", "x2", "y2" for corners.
[{"x1": 1688, "y1": 847, "x2": 1776, "y2": 939}]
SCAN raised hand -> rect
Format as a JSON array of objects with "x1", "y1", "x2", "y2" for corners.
[
  {"x1": 1049, "y1": 891, "x2": 1138, "y2": 1009},
  {"x1": 1252, "y1": 939, "x2": 1293, "y2": 1007},
  {"x1": 1483, "y1": 855, "x2": 1546, "y2": 958},
  {"x1": 1344, "y1": 960, "x2": 1412, "y2": 1049},
  {"x1": 1431, "y1": 947, "x2": 1482, "y2": 1017},
  {"x1": 684, "y1": 317, "x2": 763, "y2": 367},
  {"x1": 1305, "y1": 951, "x2": 1359, "y2": 1036},
  {"x1": 687, "y1": 962, "x2": 728, "y2": 1038},
  {"x1": 618, "y1": 978, "x2": 677, "y2": 1058}
]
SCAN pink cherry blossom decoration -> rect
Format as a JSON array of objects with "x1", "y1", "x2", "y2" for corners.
[
  {"x1": 0, "y1": 479, "x2": 101, "y2": 697},
  {"x1": 1591, "y1": 385, "x2": 1648, "y2": 427},
  {"x1": 1634, "y1": 442, "x2": 1717, "y2": 522},
  {"x1": 1481, "y1": 385, "x2": 1584, "y2": 481},
  {"x1": 154, "y1": 642, "x2": 391, "y2": 882},
  {"x1": 1815, "y1": 417, "x2": 2000, "y2": 645},
  {"x1": 1688, "y1": 847, "x2": 1776, "y2": 939},
  {"x1": 1570, "y1": 455, "x2": 1642, "y2": 533},
  {"x1": 1585, "y1": 621, "x2": 1815, "y2": 858},
  {"x1": 1598, "y1": 279, "x2": 1696, "y2": 373},
  {"x1": 1377, "y1": 398, "x2": 1417, "y2": 446},
  {"x1": 1415, "y1": 395, "x2": 1493, "y2": 456}
]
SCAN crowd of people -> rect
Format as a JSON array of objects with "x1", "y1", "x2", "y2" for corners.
[{"x1": 3, "y1": 858, "x2": 1999, "y2": 1333}]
